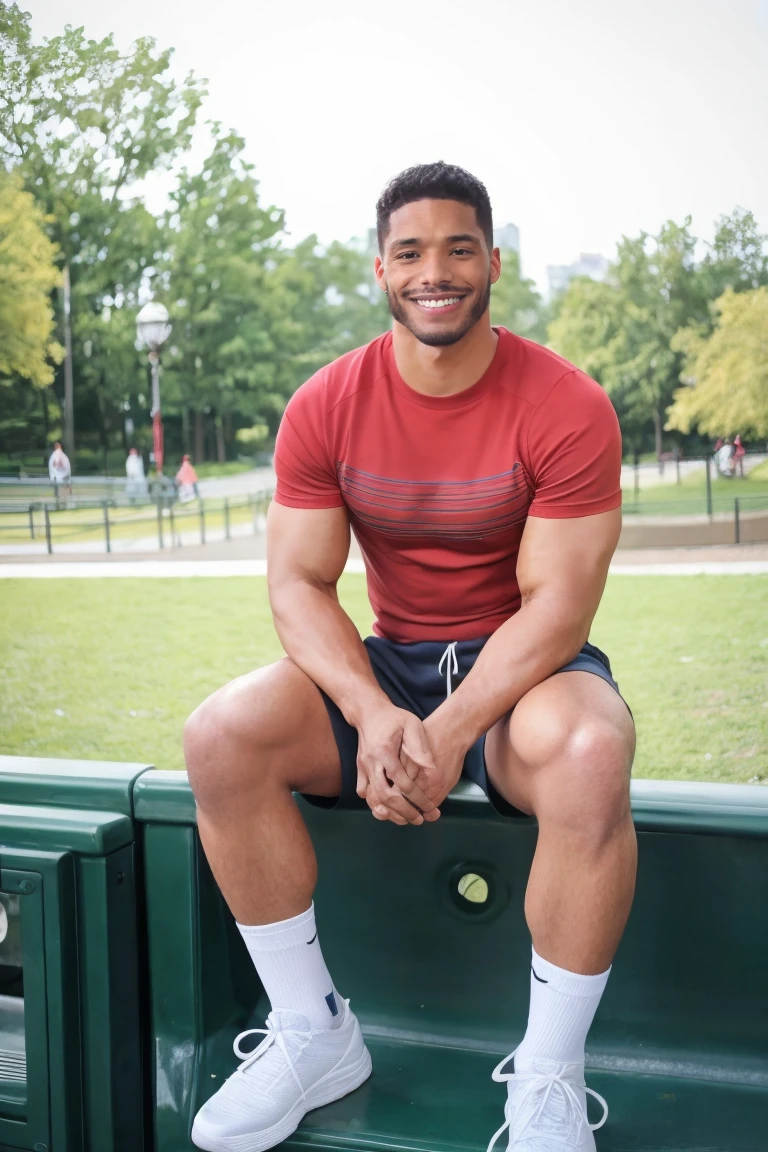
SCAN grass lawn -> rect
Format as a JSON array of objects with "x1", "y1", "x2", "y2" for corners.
[{"x1": 1, "y1": 575, "x2": 766, "y2": 784}]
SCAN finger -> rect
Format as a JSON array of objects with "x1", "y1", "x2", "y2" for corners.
[
  {"x1": 401, "y1": 717, "x2": 437, "y2": 769},
  {"x1": 365, "y1": 786, "x2": 408, "y2": 826},
  {"x1": 380, "y1": 756, "x2": 436, "y2": 813},
  {"x1": 371, "y1": 765, "x2": 426, "y2": 825}
]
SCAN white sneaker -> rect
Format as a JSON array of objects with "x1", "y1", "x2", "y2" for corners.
[
  {"x1": 191, "y1": 1001, "x2": 372, "y2": 1152},
  {"x1": 486, "y1": 1049, "x2": 608, "y2": 1152}
]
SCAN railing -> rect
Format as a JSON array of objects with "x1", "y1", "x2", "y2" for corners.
[{"x1": 0, "y1": 491, "x2": 273, "y2": 555}]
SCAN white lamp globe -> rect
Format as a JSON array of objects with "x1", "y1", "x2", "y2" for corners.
[{"x1": 136, "y1": 302, "x2": 172, "y2": 351}]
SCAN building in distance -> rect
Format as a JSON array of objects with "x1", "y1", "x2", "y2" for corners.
[
  {"x1": 546, "y1": 252, "x2": 610, "y2": 299},
  {"x1": 493, "y1": 223, "x2": 521, "y2": 254}
]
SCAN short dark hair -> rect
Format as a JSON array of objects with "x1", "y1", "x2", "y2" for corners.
[{"x1": 376, "y1": 162, "x2": 493, "y2": 252}]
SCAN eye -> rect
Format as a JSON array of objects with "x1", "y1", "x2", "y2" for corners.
[
  {"x1": 398, "y1": 251, "x2": 419, "y2": 260},
  {"x1": 451, "y1": 247, "x2": 473, "y2": 256}
]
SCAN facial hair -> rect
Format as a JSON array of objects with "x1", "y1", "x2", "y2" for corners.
[{"x1": 386, "y1": 277, "x2": 492, "y2": 347}]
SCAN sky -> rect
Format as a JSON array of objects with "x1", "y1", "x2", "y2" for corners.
[{"x1": 30, "y1": 0, "x2": 768, "y2": 295}]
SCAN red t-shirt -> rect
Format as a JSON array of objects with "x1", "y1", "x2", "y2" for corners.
[{"x1": 274, "y1": 327, "x2": 621, "y2": 643}]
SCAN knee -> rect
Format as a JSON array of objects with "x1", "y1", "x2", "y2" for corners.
[
  {"x1": 183, "y1": 682, "x2": 273, "y2": 811},
  {"x1": 535, "y1": 719, "x2": 633, "y2": 837}
]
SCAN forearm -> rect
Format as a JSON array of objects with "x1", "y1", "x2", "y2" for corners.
[
  {"x1": 431, "y1": 600, "x2": 588, "y2": 750},
  {"x1": 270, "y1": 578, "x2": 388, "y2": 726}
]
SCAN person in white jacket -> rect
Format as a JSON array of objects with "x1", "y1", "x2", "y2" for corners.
[
  {"x1": 48, "y1": 442, "x2": 72, "y2": 496},
  {"x1": 125, "y1": 448, "x2": 148, "y2": 501}
]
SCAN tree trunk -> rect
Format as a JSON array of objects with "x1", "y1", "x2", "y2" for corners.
[
  {"x1": 653, "y1": 408, "x2": 663, "y2": 472},
  {"x1": 182, "y1": 407, "x2": 191, "y2": 455},
  {"x1": 215, "y1": 416, "x2": 226, "y2": 464},
  {"x1": 194, "y1": 410, "x2": 205, "y2": 463}
]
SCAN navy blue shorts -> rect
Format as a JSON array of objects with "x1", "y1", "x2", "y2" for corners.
[{"x1": 307, "y1": 637, "x2": 624, "y2": 819}]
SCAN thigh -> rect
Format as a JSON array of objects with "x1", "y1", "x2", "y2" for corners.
[
  {"x1": 185, "y1": 657, "x2": 343, "y2": 799},
  {"x1": 484, "y1": 670, "x2": 636, "y2": 815}
]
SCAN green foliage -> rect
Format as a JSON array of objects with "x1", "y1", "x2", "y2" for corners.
[
  {"x1": 0, "y1": 173, "x2": 64, "y2": 385},
  {"x1": 548, "y1": 213, "x2": 767, "y2": 453},
  {"x1": 490, "y1": 249, "x2": 548, "y2": 342},
  {"x1": 0, "y1": 2, "x2": 206, "y2": 447},
  {"x1": 667, "y1": 287, "x2": 768, "y2": 439}
]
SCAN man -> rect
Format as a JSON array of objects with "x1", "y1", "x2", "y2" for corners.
[{"x1": 185, "y1": 162, "x2": 636, "y2": 1152}]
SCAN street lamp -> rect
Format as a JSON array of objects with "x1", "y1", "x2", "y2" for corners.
[{"x1": 136, "y1": 302, "x2": 172, "y2": 474}]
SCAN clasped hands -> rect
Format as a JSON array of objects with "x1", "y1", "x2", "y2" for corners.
[{"x1": 355, "y1": 703, "x2": 467, "y2": 825}]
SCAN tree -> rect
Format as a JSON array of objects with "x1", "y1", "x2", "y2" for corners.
[
  {"x1": 0, "y1": 173, "x2": 63, "y2": 386},
  {"x1": 548, "y1": 219, "x2": 707, "y2": 458},
  {"x1": 0, "y1": 3, "x2": 205, "y2": 456},
  {"x1": 159, "y1": 131, "x2": 293, "y2": 461},
  {"x1": 697, "y1": 209, "x2": 768, "y2": 302},
  {"x1": 490, "y1": 249, "x2": 548, "y2": 343},
  {"x1": 666, "y1": 287, "x2": 768, "y2": 440}
]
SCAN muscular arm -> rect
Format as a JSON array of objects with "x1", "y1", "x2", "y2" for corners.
[
  {"x1": 267, "y1": 501, "x2": 438, "y2": 821},
  {"x1": 424, "y1": 508, "x2": 621, "y2": 769},
  {"x1": 267, "y1": 501, "x2": 382, "y2": 723}
]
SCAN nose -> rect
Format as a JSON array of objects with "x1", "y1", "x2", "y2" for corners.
[{"x1": 418, "y1": 247, "x2": 454, "y2": 287}]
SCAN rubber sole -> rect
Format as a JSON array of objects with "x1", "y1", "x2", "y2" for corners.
[{"x1": 191, "y1": 1046, "x2": 373, "y2": 1152}]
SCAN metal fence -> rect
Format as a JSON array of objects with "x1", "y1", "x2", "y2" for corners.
[{"x1": 0, "y1": 490, "x2": 273, "y2": 555}]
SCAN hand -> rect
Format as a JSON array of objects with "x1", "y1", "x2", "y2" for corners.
[
  {"x1": 400, "y1": 711, "x2": 468, "y2": 809},
  {"x1": 356, "y1": 704, "x2": 441, "y2": 826}
]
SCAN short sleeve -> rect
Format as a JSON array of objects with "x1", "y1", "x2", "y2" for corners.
[
  {"x1": 273, "y1": 378, "x2": 345, "y2": 509},
  {"x1": 526, "y1": 370, "x2": 622, "y2": 518}
]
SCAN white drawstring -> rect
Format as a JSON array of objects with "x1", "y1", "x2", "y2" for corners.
[{"x1": 438, "y1": 641, "x2": 459, "y2": 697}]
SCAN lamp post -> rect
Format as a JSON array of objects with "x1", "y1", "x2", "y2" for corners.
[{"x1": 136, "y1": 302, "x2": 172, "y2": 474}]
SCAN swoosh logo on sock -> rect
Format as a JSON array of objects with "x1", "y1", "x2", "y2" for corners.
[
  {"x1": 531, "y1": 965, "x2": 549, "y2": 983},
  {"x1": 325, "y1": 992, "x2": 339, "y2": 1016},
  {"x1": 306, "y1": 932, "x2": 318, "y2": 945}
]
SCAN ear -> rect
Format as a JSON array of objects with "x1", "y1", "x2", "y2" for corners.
[
  {"x1": 374, "y1": 255, "x2": 387, "y2": 292},
  {"x1": 490, "y1": 246, "x2": 501, "y2": 286}
]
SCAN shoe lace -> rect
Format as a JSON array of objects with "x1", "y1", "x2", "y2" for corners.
[
  {"x1": 486, "y1": 1047, "x2": 608, "y2": 1152},
  {"x1": 232, "y1": 1013, "x2": 313, "y2": 1097}
]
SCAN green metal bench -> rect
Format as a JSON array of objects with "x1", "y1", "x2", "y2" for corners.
[{"x1": 0, "y1": 757, "x2": 766, "y2": 1152}]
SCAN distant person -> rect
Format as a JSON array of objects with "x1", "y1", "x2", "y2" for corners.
[
  {"x1": 176, "y1": 454, "x2": 199, "y2": 504},
  {"x1": 733, "y1": 435, "x2": 746, "y2": 478},
  {"x1": 125, "y1": 447, "x2": 148, "y2": 501},
  {"x1": 717, "y1": 439, "x2": 734, "y2": 477},
  {"x1": 48, "y1": 441, "x2": 72, "y2": 496}
]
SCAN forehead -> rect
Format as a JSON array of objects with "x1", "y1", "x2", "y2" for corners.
[{"x1": 385, "y1": 199, "x2": 483, "y2": 247}]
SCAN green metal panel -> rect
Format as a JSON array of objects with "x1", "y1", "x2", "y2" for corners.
[
  {"x1": 0, "y1": 788, "x2": 145, "y2": 1152},
  {"x1": 76, "y1": 846, "x2": 144, "y2": 1152},
  {"x1": 0, "y1": 804, "x2": 133, "y2": 857},
  {"x1": 0, "y1": 849, "x2": 82, "y2": 1152},
  {"x1": 0, "y1": 759, "x2": 152, "y2": 817},
  {"x1": 136, "y1": 771, "x2": 768, "y2": 1152}
]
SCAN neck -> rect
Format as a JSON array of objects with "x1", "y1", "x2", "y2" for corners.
[{"x1": 391, "y1": 316, "x2": 498, "y2": 397}]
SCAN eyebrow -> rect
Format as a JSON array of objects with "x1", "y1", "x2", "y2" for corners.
[{"x1": 389, "y1": 233, "x2": 480, "y2": 250}]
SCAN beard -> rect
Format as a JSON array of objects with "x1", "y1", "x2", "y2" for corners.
[{"x1": 386, "y1": 277, "x2": 492, "y2": 347}]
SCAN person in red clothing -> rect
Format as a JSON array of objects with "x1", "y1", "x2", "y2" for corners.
[{"x1": 186, "y1": 163, "x2": 636, "y2": 1152}]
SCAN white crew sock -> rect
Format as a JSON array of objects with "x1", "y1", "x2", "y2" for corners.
[
  {"x1": 515, "y1": 946, "x2": 611, "y2": 1071},
  {"x1": 237, "y1": 903, "x2": 343, "y2": 1031}
]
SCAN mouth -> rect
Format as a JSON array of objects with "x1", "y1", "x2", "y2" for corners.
[{"x1": 408, "y1": 293, "x2": 468, "y2": 315}]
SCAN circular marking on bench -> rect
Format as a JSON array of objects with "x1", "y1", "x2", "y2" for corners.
[{"x1": 457, "y1": 872, "x2": 489, "y2": 904}]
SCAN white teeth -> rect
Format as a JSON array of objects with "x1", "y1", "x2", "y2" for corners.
[{"x1": 416, "y1": 297, "x2": 461, "y2": 309}]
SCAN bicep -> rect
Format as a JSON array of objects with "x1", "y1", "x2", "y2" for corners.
[
  {"x1": 517, "y1": 508, "x2": 621, "y2": 625},
  {"x1": 267, "y1": 501, "x2": 351, "y2": 591}
]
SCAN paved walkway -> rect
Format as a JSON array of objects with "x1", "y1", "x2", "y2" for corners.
[{"x1": 2, "y1": 545, "x2": 767, "y2": 578}]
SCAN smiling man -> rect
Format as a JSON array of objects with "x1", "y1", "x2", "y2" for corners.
[{"x1": 185, "y1": 162, "x2": 637, "y2": 1152}]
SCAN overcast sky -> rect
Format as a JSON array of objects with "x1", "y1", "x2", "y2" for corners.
[{"x1": 30, "y1": 0, "x2": 768, "y2": 294}]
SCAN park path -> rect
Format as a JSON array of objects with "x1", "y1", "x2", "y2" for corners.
[{"x1": 1, "y1": 546, "x2": 767, "y2": 578}]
